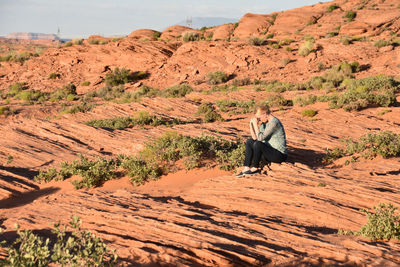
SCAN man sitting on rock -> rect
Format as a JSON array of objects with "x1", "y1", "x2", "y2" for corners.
[{"x1": 236, "y1": 105, "x2": 288, "y2": 177}]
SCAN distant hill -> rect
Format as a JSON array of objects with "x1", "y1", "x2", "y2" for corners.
[
  {"x1": 6, "y1": 32, "x2": 60, "y2": 41},
  {"x1": 176, "y1": 17, "x2": 238, "y2": 29}
]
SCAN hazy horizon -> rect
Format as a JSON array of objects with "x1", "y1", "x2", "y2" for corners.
[{"x1": 0, "y1": 0, "x2": 331, "y2": 39}]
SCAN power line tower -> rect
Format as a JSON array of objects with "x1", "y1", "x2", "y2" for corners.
[{"x1": 186, "y1": 17, "x2": 192, "y2": 28}]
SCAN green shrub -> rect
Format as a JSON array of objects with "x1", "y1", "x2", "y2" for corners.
[
  {"x1": 257, "y1": 80, "x2": 305, "y2": 93},
  {"x1": 0, "y1": 216, "x2": 117, "y2": 266},
  {"x1": 49, "y1": 84, "x2": 77, "y2": 102},
  {"x1": 105, "y1": 68, "x2": 149, "y2": 86},
  {"x1": 281, "y1": 58, "x2": 291, "y2": 67},
  {"x1": 195, "y1": 102, "x2": 224, "y2": 123},
  {"x1": 293, "y1": 95, "x2": 317, "y2": 106},
  {"x1": 327, "y1": 4, "x2": 340, "y2": 12},
  {"x1": 232, "y1": 78, "x2": 251, "y2": 86},
  {"x1": 344, "y1": 11, "x2": 356, "y2": 22},
  {"x1": 119, "y1": 156, "x2": 163, "y2": 185},
  {"x1": 60, "y1": 101, "x2": 94, "y2": 114},
  {"x1": 81, "y1": 81, "x2": 90, "y2": 86},
  {"x1": 64, "y1": 42, "x2": 73, "y2": 47},
  {"x1": 204, "y1": 85, "x2": 238, "y2": 95},
  {"x1": 325, "y1": 131, "x2": 400, "y2": 163},
  {"x1": 248, "y1": 37, "x2": 266, "y2": 46},
  {"x1": 326, "y1": 32, "x2": 339, "y2": 38},
  {"x1": 0, "y1": 51, "x2": 39, "y2": 63},
  {"x1": 298, "y1": 40, "x2": 315, "y2": 56},
  {"x1": 48, "y1": 73, "x2": 59, "y2": 79},
  {"x1": 374, "y1": 40, "x2": 390, "y2": 48},
  {"x1": 330, "y1": 75, "x2": 399, "y2": 111},
  {"x1": 262, "y1": 94, "x2": 293, "y2": 108},
  {"x1": 153, "y1": 31, "x2": 161, "y2": 39},
  {"x1": 302, "y1": 35, "x2": 315, "y2": 41},
  {"x1": 338, "y1": 203, "x2": 400, "y2": 241},
  {"x1": 88, "y1": 39, "x2": 99, "y2": 44},
  {"x1": 85, "y1": 111, "x2": 184, "y2": 130},
  {"x1": 183, "y1": 32, "x2": 200, "y2": 42},
  {"x1": 301, "y1": 109, "x2": 317, "y2": 117},
  {"x1": 14, "y1": 90, "x2": 49, "y2": 104},
  {"x1": 0, "y1": 106, "x2": 16, "y2": 116},
  {"x1": 340, "y1": 37, "x2": 351, "y2": 45},
  {"x1": 265, "y1": 33, "x2": 274, "y2": 39},
  {"x1": 73, "y1": 39, "x2": 84, "y2": 45},
  {"x1": 35, "y1": 154, "x2": 117, "y2": 189},
  {"x1": 215, "y1": 99, "x2": 255, "y2": 114},
  {"x1": 207, "y1": 71, "x2": 229, "y2": 85},
  {"x1": 161, "y1": 83, "x2": 192, "y2": 98}
]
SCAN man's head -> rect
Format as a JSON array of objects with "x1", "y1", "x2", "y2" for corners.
[{"x1": 255, "y1": 105, "x2": 271, "y2": 123}]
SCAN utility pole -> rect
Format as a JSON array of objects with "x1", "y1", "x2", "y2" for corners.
[{"x1": 186, "y1": 17, "x2": 192, "y2": 28}]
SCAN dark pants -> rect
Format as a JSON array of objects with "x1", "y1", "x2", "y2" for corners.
[{"x1": 244, "y1": 139, "x2": 287, "y2": 168}]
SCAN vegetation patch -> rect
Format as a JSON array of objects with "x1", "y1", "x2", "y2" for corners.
[
  {"x1": 301, "y1": 109, "x2": 318, "y2": 117},
  {"x1": 207, "y1": 71, "x2": 229, "y2": 85},
  {"x1": 327, "y1": 4, "x2": 340, "y2": 12},
  {"x1": 344, "y1": 11, "x2": 357, "y2": 22},
  {"x1": 330, "y1": 74, "x2": 399, "y2": 111},
  {"x1": 215, "y1": 99, "x2": 255, "y2": 114},
  {"x1": 248, "y1": 37, "x2": 266, "y2": 46},
  {"x1": 0, "y1": 216, "x2": 118, "y2": 266},
  {"x1": 60, "y1": 101, "x2": 94, "y2": 114},
  {"x1": 105, "y1": 68, "x2": 149, "y2": 86},
  {"x1": 183, "y1": 32, "x2": 201, "y2": 42},
  {"x1": 0, "y1": 51, "x2": 39, "y2": 63},
  {"x1": 338, "y1": 203, "x2": 400, "y2": 241},
  {"x1": 325, "y1": 131, "x2": 400, "y2": 163},
  {"x1": 195, "y1": 102, "x2": 224, "y2": 122},
  {"x1": 255, "y1": 80, "x2": 305, "y2": 93},
  {"x1": 36, "y1": 132, "x2": 245, "y2": 186},
  {"x1": 161, "y1": 83, "x2": 192, "y2": 98},
  {"x1": 84, "y1": 111, "x2": 186, "y2": 130},
  {"x1": 298, "y1": 40, "x2": 315, "y2": 57}
]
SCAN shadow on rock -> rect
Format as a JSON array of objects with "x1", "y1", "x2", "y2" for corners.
[{"x1": 0, "y1": 187, "x2": 60, "y2": 209}]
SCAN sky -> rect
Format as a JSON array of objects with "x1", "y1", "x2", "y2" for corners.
[{"x1": 0, "y1": 0, "x2": 331, "y2": 39}]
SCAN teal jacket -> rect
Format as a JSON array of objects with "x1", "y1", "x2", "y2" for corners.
[{"x1": 257, "y1": 116, "x2": 287, "y2": 155}]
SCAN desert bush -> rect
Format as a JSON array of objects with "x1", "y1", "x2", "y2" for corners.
[
  {"x1": 85, "y1": 111, "x2": 184, "y2": 130},
  {"x1": 271, "y1": 43, "x2": 280, "y2": 49},
  {"x1": 321, "y1": 61, "x2": 360, "y2": 87},
  {"x1": 281, "y1": 58, "x2": 291, "y2": 67},
  {"x1": 326, "y1": 32, "x2": 339, "y2": 38},
  {"x1": 88, "y1": 39, "x2": 99, "y2": 45},
  {"x1": 118, "y1": 156, "x2": 163, "y2": 185},
  {"x1": 330, "y1": 75, "x2": 399, "y2": 111},
  {"x1": 0, "y1": 51, "x2": 39, "y2": 63},
  {"x1": 265, "y1": 33, "x2": 274, "y2": 39},
  {"x1": 302, "y1": 35, "x2": 315, "y2": 41},
  {"x1": 344, "y1": 11, "x2": 356, "y2": 22},
  {"x1": 248, "y1": 37, "x2": 266, "y2": 46},
  {"x1": 0, "y1": 106, "x2": 16, "y2": 116},
  {"x1": 161, "y1": 83, "x2": 192, "y2": 98},
  {"x1": 0, "y1": 216, "x2": 117, "y2": 266},
  {"x1": 153, "y1": 31, "x2": 161, "y2": 39},
  {"x1": 35, "y1": 154, "x2": 117, "y2": 189},
  {"x1": 338, "y1": 203, "x2": 400, "y2": 241},
  {"x1": 183, "y1": 32, "x2": 200, "y2": 42},
  {"x1": 327, "y1": 4, "x2": 340, "y2": 12},
  {"x1": 195, "y1": 102, "x2": 224, "y2": 122},
  {"x1": 73, "y1": 38, "x2": 84, "y2": 45},
  {"x1": 293, "y1": 94, "x2": 317, "y2": 106},
  {"x1": 60, "y1": 101, "x2": 94, "y2": 114},
  {"x1": 232, "y1": 78, "x2": 251, "y2": 86},
  {"x1": 261, "y1": 94, "x2": 293, "y2": 108},
  {"x1": 139, "y1": 131, "x2": 244, "y2": 172},
  {"x1": 64, "y1": 42, "x2": 73, "y2": 47},
  {"x1": 14, "y1": 90, "x2": 49, "y2": 104},
  {"x1": 284, "y1": 46, "x2": 293, "y2": 52},
  {"x1": 374, "y1": 40, "x2": 390, "y2": 48},
  {"x1": 105, "y1": 68, "x2": 148, "y2": 86},
  {"x1": 325, "y1": 131, "x2": 400, "y2": 163},
  {"x1": 215, "y1": 99, "x2": 255, "y2": 114},
  {"x1": 257, "y1": 80, "x2": 305, "y2": 93},
  {"x1": 207, "y1": 71, "x2": 229, "y2": 85},
  {"x1": 48, "y1": 73, "x2": 59, "y2": 79},
  {"x1": 340, "y1": 37, "x2": 351, "y2": 45},
  {"x1": 81, "y1": 81, "x2": 90, "y2": 86},
  {"x1": 298, "y1": 40, "x2": 315, "y2": 56},
  {"x1": 204, "y1": 85, "x2": 239, "y2": 95},
  {"x1": 49, "y1": 83, "x2": 77, "y2": 102},
  {"x1": 301, "y1": 109, "x2": 317, "y2": 117}
]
